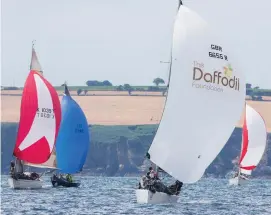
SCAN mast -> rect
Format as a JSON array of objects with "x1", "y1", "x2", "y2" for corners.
[
  {"x1": 178, "y1": 0, "x2": 183, "y2": 9},
  {"x1": 30, "y1": 40, "x2": 35, "y2": 70},
  {"x1": 144, "y1": 1, "x2": 183, "y2": 177},
  {"x1": 146, "y1": 0, "x2": 183, "y2": 164},
  {"x1": 167, "y1": 0, "x2": 183, "y2": 89},
  {"x1": 13, "y1": 40, "x2": 37, "y2": 170},
  {"x1": 237, "y1": 104, "x2": 246, "y2": 178},
  {"x1": 64, "y1": 82, "x2": 71, "y2": 96},
  {"x1": 144, "y1": 2, "x2": 183, "y2": 176}
]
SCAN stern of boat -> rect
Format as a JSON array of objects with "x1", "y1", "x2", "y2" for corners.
[
  {"x1": 8, "y1": 177, "x2": 43, "y2": 189},
  {"x1": 229, "y1": 176, "x2": 248, "y2": 186},
  {"x1": 136, "y1": 189, "x2": 178, "y2": 204}
]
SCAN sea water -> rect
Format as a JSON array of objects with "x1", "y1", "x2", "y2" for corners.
[{"x1": 1, "y1": 175, "x2": 270, "y2": 215}]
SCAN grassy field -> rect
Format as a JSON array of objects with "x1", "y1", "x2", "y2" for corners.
[
  {"x1": 91, "y1": 124, "x2": 157, "y2": 144},
  {"x1": 62, "y1": 86, "x2": 270, "y2": 93},
  {"x1": 55, "y1": 85, "x2": 168, "y2": 91},
  {"x1": 0, "y1": 90, "x2": 165, "y2": 96},
  {"x1": 3, "y1": 85, "x2": 168, "y2": 91}
]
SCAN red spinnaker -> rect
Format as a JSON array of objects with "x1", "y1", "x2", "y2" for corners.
[{"x1": 13, "y1": 71, "x2": 61, "y2": 164}]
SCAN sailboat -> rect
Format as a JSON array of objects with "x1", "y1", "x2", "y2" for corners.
[
  {"x1": 136, "y1": 1, "x2": 245, "y2": 204},
  {"x1": 51, "y1": 84, "x2": 90, "y2": 187},
  {"x1": 229, "y1": 104, "x2": 267, "y2": 186},
  {"x1": 8, "y1": 42, "x2": 61, "y2": 189}
]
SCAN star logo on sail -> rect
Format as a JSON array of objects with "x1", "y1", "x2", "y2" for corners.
[{"x1": 223, "y1": 64, "x2": 233, "y2": 78}]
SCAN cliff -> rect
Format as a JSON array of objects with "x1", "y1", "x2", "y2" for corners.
[{"x1": 1, "y1": 123, "x2": 271, "y2": 178}]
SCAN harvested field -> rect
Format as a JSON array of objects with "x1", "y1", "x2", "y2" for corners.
[{"x1": 1, "y1": 91, "x2": 271, "y2": 132}]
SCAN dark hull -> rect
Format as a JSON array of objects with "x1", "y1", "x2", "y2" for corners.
[{"x1": 51, "y1": 176, "x2": 80, "y2": 188}]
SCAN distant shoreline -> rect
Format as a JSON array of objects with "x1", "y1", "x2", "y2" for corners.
[{"x1": 1, "y1": 123, "x2": 270, "y2": 178}]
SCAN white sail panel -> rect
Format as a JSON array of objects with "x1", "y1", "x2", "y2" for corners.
[
  {"x1": 30, "y1": 47, "x2": 43, "y2": 75},
  {"x1": 240, "y1": 104, "x2": 267, "y2": 170},
  {"x1": 18, "y1": 74, "x2": 56, "y2": 152},
  {"x1": 148, "y1": 6, "x2": 245, "y2": 183}
]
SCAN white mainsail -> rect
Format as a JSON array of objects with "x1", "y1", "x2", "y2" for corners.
[
  {"x1": 148, "y1": 5, "x2": 245, "y2": 183},
  {"x1": 239, "y1": 104, "x2": 267, "y2": 175}
]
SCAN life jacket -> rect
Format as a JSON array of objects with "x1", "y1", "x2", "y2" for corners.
[{"x1": 67, "y1": 175, "x2": 72, "y2": 182}]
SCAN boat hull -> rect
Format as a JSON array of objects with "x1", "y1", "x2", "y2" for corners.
[
  {"x1": 8, "y1": 177, "x2": 43, "y2": 189},
  {"x1": 136, "y1": 189, "x2": 178, "y2": 204},
  {"x1": 229, "y1": 176, "x2": 248, "y2": 186},
  {"x1": 51, "y1": 176, "x2": 80, "y2": 188}
]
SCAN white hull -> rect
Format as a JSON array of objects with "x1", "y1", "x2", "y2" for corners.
[
  {"x1": 8, "y1": 177, "x2": 43, "y2": 189},
  {"x1": 228, "y1": 176, "x2": 248, "y2": 186},
  {"x1": 136, "y1": 189, "x2": 178, "y2": 204}
]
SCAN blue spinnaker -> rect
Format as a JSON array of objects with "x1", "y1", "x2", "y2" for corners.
[{"x1": 55, "y1": 85, "x2": 90, "y2": 173}]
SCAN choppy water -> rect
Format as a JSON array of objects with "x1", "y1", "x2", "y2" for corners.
[{"x1": 1, "y1": 175, "x2": 271, "y2": 215}]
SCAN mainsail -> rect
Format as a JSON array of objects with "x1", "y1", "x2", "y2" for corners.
[
  {"x1": 13, "y1": 44, "x2": 61, "y2": 167},
  {"x1": 148, "y1": 5, "x2": 245, "y2": 183},
  {"x1": 239, "y1": 104, "x2": 267, "y2": 175},
  {"x1": 55, "y1": 84, "x2": 90, "y2": 173},
  {"x1": 30, "y1": 42, "x2": 43, "y2": 76}
]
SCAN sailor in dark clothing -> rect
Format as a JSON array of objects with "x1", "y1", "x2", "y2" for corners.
[
  {"x1": 146, "y1": 167, "x2": 153, "y2": 179},
  {"x1": 147, "y1": 166, "x2": 159, "y2": 180},
  {"x1": 167, "y1": 181, "x2": 183, "y2": 195},
  {"x1": 10, "y1": 161, "x2": 15, "y2": 177}
]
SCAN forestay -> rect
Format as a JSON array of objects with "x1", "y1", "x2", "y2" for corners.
[
  {"x1": 148, "y1": 5, "x2": 245, "y2": 183},
  {"x1": 239, "y1": 104, "x2": 267, "y2": 175},
  {"x1": 55, "y1": 85, "x2": 90, "y2": 174}
]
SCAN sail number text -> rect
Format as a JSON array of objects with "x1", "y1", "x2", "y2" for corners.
[
  {"x1": 36, "y1": 108, "x2": 55, "y2": 119},
  {"x1": 75, "y1": 124, "x2": 84, "y2": 133},
  {"x1": 209, "y1": 44, "x2": 228, "y2": 61}
]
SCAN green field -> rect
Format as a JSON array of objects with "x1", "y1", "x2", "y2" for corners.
[
  {"x1": 2, "y1": 85, "x2": 271, "y2": 96},
  {"x1": 250, "y1": 89, "x2": 271, "y2": 96},
  {"x1": 53, "y1": 85, "x2": 167, "y2": 91},
  {"x1": 91, "y1": 124, "x2": 158, "y2": 144}
]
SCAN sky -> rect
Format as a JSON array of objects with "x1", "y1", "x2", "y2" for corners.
[{"x1": 1, "y1": 0, "x2": 271, "y2": 88}]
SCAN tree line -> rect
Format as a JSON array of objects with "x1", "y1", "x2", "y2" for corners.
[
  {"x1": 246, "y1": 83, "x2": 270, "y2": 101},
  {"x1": 76, "y1": 78, "x2": 167, "y2": 96},
  {"x1": 2, "y1": 79, "x2": 271, "y2": 100}
]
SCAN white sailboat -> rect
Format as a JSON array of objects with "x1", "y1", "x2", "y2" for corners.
[
  {"x1": 8, "y1": 42, "x2": 61, "y2": 189},
  {"x1": 136, "y1": 1, "x2": 245, "y2": 204},
  {"x1": 229, "y1": 104, "x2": 267, "y2": 186}
]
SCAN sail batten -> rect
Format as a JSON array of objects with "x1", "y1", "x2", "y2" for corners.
[{"x1": 148, "y1": 5, "x2": 245, "y2": 183}]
